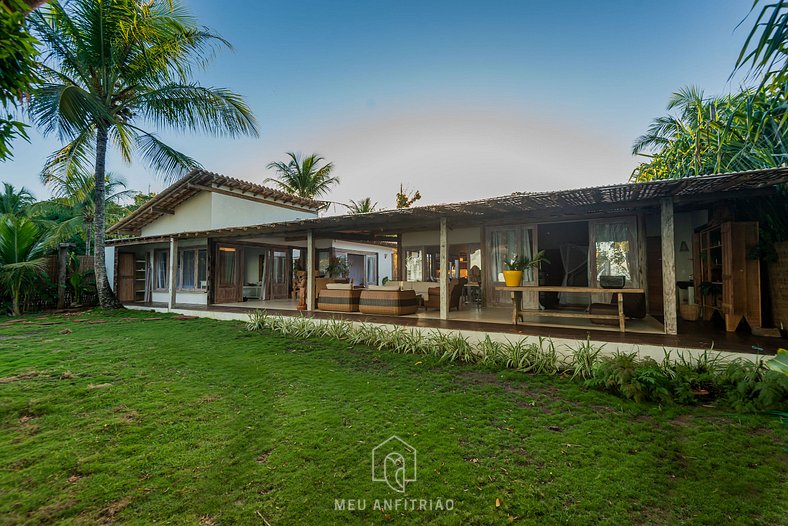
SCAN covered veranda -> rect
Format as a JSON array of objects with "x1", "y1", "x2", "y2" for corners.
[{"x1": 110, "y1": 168, "x2": 788, "y2": 354}]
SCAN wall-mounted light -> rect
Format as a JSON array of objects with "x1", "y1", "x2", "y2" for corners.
[{"x1": 679, "y1": 241, "x2": 689, "y2": 252}]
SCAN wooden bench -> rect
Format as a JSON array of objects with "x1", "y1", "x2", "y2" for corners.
[{"x1": 495, "y1": 286, "x2": 646, "y2": 333}]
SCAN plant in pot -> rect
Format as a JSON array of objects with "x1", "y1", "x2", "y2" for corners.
[
  {"x1": 326, "y1": 256, "x2": 350, "y2": 280},
  {"x1": 503, "y1": 251, "x2": 549, "y2": 287}
]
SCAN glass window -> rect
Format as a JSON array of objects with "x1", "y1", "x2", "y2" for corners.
[
  {"x1": 155, "y1": 251, "x2": 168, "y2": 289},
  {"x1": 489, "y1": 228, "x2": 518, "y2": 282},
  {"x1": 218, "y1": 247, "x2": 237, "y2": 286},
  {"x1": 488, "y1": 226, "x2": 535, "y2": 283},
  {"x1": 197, "y1": 249, "x2": 207, "y2": 288},
  {"x1": 592, "y1": 220, "x2": 637, "y2": 286},
  {"x1": 317, "y1": 249, "x2": 330, "y2": 274},
  {"x1": 405, "y1": 249, "x2": 423, "y2": 281},
  {"x1": 180, "y1": 249, "x2": 195, "y2": 289},
  {"x1": 365, "y1": 254, "x2": 378, "y2": 285}
]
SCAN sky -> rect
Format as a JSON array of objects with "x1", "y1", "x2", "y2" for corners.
[{"x1": 0, "y1": 0, "x2": 755, "y2": 212}]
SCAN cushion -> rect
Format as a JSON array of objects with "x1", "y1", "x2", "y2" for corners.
[
  {"x1": 326, "y1": 283, "x2": 353, "y2": 290},
  {"x1": 367, "y1": 284, "x2": 400, "y2": 291}
]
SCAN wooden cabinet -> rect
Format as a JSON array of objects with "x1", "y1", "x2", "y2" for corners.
[{"x1": 693, "y1": 221, "x2": 761, "y2": 331}]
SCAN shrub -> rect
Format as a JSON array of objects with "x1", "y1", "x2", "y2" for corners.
[{"x1": 245, "y1": 311, "x2": 787, "y2": 411}]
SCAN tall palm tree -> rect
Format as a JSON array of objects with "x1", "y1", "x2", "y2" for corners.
[
  {"x1": 26, "y1": 0, "x2": 259, "y2": 308},
  {"x1": 265, "y1": 152, "x2": 338, "y2": 199},
  {"x1": 343, "y1": 197, "x2": 378, "y2": 214},
  {"x1": 35, "y1": 171, "x2": 134, "y2": 254},
  {"x1": 0, "y1": 214, "x2": 50, "y2": 315},
  {"x1": 0, "y1": 182, "x2": 36, "y2": 215}
]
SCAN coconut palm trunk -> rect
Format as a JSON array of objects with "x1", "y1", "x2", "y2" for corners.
[{"x1": 92, "y1": 125, "x2": 122, "y2": 308}]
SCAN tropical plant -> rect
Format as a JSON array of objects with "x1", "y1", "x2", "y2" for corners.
[
  {"x1": 325, "y1": 256, "x2": 349, "y2": 278},
  {"x1": 395, "y1": 184, "x2": 421, "y2": 209},
  {"x1": 0, "y1": 213, "x2": 50, "y2": 315},
  {"x1": 0, "y1": 0, "x2": 41, "y2": 161},
  {"x1": 265, "y1": 152, "x2": 337, "y2": 199},
  {"x1": 0, "y1": 182, "x2": 35, "y2": 215},
  {"x1": 630, "y1": 86, "x2": 788, "y2": 181},
  {"x1": 26, "y1": 0, "x2": 259, "y2": 308},
  {"x1": 504, "y1": 250, "x2": 549, "y2": 272},
  {"x1": 66, "y1": 252, "x2": 94, "y2": 305},
  {"x1": 344, "y1": 197, "x2": 377, "y2": 214},
  {"x1": 34, "y1": 171, "x2": 134, "y2": 253},
  {"x1": 734, "y1": 0, "x2": 788, "y2": 86}
]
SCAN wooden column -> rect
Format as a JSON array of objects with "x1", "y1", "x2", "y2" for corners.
[
  {"x1": 396, "y1": 234, "x2": 403, "y2": 281},
  {"x1": 637, "y1": 212, "x2": 648, "y2": 312},
  {"x1": 661, "y1": 198, "x2": 677, "y2": 335},
  {"x1": 439, "y1": 217, "x2": 448, "y2": 320},
  {"x1": 306, "y1": 230, "x2": 315, "y2": 311},
  {"x1": 168, "y1": 237, "x2": 178, "y2": 310}
]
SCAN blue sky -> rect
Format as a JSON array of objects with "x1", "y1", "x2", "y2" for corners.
[{"x1": 1, "y1": 1, "x2": 754, "y2": 210}]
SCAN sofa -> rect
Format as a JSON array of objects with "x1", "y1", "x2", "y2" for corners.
[
  {"x1": 386, "y1": 281, "x2": 436, "y2": 301},
  {"x1": 359, "y1": 289, "x2": 419, "y2": 315},
  {"x1": 424, "y1": 279, "x2": 466, "y2": 311},
  {"x1": 317, "y1": 283, "x2": 363, "y2": 312}
]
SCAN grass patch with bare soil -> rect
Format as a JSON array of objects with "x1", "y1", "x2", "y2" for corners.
[{"x1": 0, "y1": 309, "x2": 785, "y2": 525}]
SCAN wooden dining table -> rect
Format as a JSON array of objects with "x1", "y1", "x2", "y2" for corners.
[{"x1": 495, "y1": 285, "x2": 646, "y2": 332}]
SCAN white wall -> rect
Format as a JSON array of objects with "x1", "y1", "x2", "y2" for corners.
[
  {"x1": 140, "y1": 191, "x2": 319, "y2": 237},
  {"x1": 105, "y1": 246, "x2": 115, "y2": 291},
  {"x1": 209, "y1": 193, "x2": 316, "y2": 230},
  {"x1": 332, "y1": 240, "x2": 394, "y2": 284},
  {"x1": 141, "y1": 191, "x2": 214, "y2": 237},
  {"x1": 673, "y1": 210, "x2": 708, "y2": 282},
  {"x1": 152, "y1": 291, "x2": 208, "y2": 305}
]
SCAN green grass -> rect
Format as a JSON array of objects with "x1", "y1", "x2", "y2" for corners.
[{"x1": 0, "y1": 310, "x2": 785, "y2": 525}]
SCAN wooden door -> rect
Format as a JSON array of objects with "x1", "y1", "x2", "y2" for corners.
[
  {"x1": 214, "y1": 244, "x2": 242, "y2": 303},
  {"x1": 269, "y1": 249, "x2": 290, "y2": 299},
  {"x1": 646, "y1": 236, "x2": 663, "y2": 315},
  {"x1": 117, "y1": 253, "x2": 136, "y2": 302}
]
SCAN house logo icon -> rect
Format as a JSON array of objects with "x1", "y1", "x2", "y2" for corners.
[{"x1": 371, "y1": 435, "x2": 417, "y2": 493}]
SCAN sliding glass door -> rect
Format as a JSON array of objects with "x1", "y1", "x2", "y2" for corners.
[
  {"x1": 589, "y1": 217, "x2": 640, "y2": 287},
  {"x1": 486, "y1": 225, "x2": 537, "y2": 305}
]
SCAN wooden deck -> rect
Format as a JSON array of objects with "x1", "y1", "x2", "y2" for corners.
[{"x1": 124, "y1": 301, "x2": 784, "y2": 356}]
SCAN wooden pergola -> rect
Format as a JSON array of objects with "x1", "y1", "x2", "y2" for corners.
[{"x1": 108, "y1": 168, "x2": 788, "y2": 335}]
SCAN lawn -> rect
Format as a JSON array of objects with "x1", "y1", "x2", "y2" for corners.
[{"x1": 0, "y1": 310, "x2": 785, "y2": 525}]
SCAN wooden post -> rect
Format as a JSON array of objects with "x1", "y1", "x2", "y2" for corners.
[
  {"x1": 168, "y1": 237, "x2": 177, "y2": 310},
  {"x1": 306, "y1": 230, "x2": 315, "y2": 311},
  {"x1": 637, "y1": 212, "x2": 648, "y2": 313},
  {"x1": 396, "y1": 234, "x2": 403, "y2": 281},
  {"x1": 439, "y1": 217, "x2": 448, "y2": 320},
  {"x1": 56, "y1": 243, "x2": 74, "y2": 310},
  {"x1": 661, "y1": 198, "x2": 677, "y2": 335}
]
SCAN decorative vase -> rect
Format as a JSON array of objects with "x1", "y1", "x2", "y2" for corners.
[{"x1": 502, "y1": 270, "x2": 523, "y2": 287}]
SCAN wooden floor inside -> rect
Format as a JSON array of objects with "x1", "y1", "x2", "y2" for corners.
[{"x1": 126, "y1": 300, "x2": 785, "y2": 356}]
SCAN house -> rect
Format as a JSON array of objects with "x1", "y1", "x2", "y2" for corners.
[
  {"x1": 107, "y1": 167, "x2": 788, "y2": 356},
  {"x1": 106, "y1": 170, "x2": 394, "y2": 307}
]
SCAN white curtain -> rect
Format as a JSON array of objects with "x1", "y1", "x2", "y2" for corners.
[{"x1": 558, "y1": 243, "x2": 590, "y2": 306}]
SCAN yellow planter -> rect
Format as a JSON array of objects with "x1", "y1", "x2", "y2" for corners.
[{"x1": 503, "y1": 270, "x2": 523, "y2": 287}]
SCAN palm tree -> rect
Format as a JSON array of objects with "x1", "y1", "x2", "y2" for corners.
[
  {"x1": 0, "y1": 214, "x2": 50, "y2": 315},
  {"x1": 26, "y1": 0, "x2": 259, "y2": 308},
  {"x1": 265, "y1": 152, "x2": 338, "y2": 199},
  {"x1": 0, "y1": 182, "x2": 36, "y2": 215},
  {"x1": 343, "y1": 197, "x2": 378, "y2": 214},
  {"x1": 35, "y1": 171, "x2": 134, "y2": 254}
]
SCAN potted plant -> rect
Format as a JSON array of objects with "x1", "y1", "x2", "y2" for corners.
[
  {"x1": 326, "y1": 256, "x2": 350, "y2": 279},
  {"x1": 503, "y1": 251, "x2": 549, "y2": 287}
]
